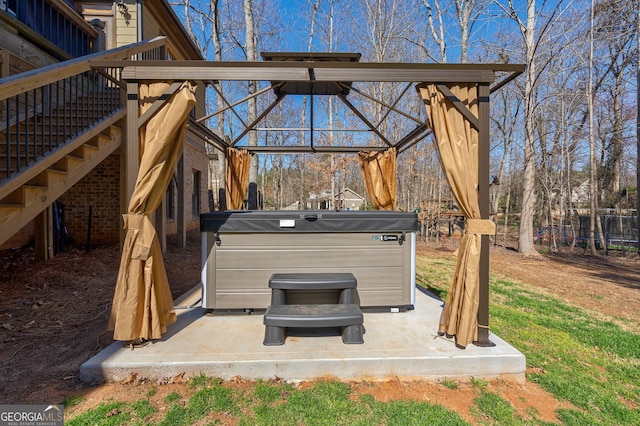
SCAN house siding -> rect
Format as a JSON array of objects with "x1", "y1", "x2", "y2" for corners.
[
  {"x1": 142, "y1": 7, "x2": 161, "y2": 40},
  {"x1": 115, "y1": 1, "x2": 138, "y2": 47}
]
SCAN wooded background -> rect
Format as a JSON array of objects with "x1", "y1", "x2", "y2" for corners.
[{"x1": 171, "y1": 0, "x2": 638, "y2": 255}]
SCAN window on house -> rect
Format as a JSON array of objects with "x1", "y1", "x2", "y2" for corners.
[
  {"x1": 166, "y1": 176, "x2": 176, "y2": 220},
  {"x1": 192, "y1": 170, "x2": 201, "y2": 217}
]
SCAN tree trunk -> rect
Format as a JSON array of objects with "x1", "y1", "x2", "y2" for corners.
[
  {"x1": 503, "y1": 141, "x2": 514, "y2": 243},
  {"x1": 636, "y1": 3, "x2": 639, "y2": 256},
  {"x1": 328, "y1": 1, "x2": 337, "y2": 209},
  {"x1": 423, "y1": 0, "x2": 447, "y2": 62},
  {"x1": 243, "y1": 0, "x2": 259, "y2": 207},
  {"x1": 455, "y1": 0, "x2": 475, "y2": 63},
  {"x1": 588, "y1": 0, "x2": 599, "y2": 255},
  {"x1": 299, "y1": 0, "x2": 320, "y2": 209},
  {"x1": 213, "y1": 0, "x2": 225, "y2": 210},
  {"x1": 609, "y1": 70, "x2": 624, "y2": 200},
  {"x1": 517, "y1": 0, "x2": 538, "y2": 255}
]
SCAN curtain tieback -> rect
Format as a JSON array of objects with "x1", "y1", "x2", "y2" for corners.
[
  {"x1": 123, "y1": 213, "x2": 156, "y2": 261},
  {"x1": 466, "y1": 218, "x2": 496, "y2": 235}
]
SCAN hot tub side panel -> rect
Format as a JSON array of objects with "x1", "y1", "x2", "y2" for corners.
[
  {"x1": 202, "y1": 232, "x2": 414, "y2": 310},
  {"x1": 203, "y1": 212, "x2": 415, "y2": 310}
]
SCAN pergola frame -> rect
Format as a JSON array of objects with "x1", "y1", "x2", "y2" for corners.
[{"x1": 92, "y1": 57, "x2": 524, "y2": 347}]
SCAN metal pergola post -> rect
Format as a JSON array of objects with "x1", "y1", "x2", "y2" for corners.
[
  {"x1": 476, "y1": 82, "x2": 495, "y2": 347},
  {"x1": 123, "y1": 81, "x2": 139, "y2": 244}
]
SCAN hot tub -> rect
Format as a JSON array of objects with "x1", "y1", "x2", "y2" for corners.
[{"x1": 200, "y1": 210, "x2": 418, "y2": 312}]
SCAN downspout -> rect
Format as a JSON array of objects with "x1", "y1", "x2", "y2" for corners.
[{"x1": 137, "y1": 0, "x2": 143, "y2": 42}]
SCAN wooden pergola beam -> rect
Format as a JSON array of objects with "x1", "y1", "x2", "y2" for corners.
[{"x1": 106, "y1": 60, "x2": 525, "y2": 84}]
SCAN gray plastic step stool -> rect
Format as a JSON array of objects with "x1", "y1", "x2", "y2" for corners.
[
  {"x1": 263, "y1": 304, "x2": 364, "y2": 345},
  {"x1": 263, "y1": 273, "x2": 364, "y2": 345},
  {"x1": 268, "y1": 272, "x2": 358, "y2": 305}
]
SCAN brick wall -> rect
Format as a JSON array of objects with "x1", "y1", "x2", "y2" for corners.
[
  {"x1": 58, "y1": 153, "x2": 122, "y2": 246},
  {"x1": 59, "y1": 137, "x2": 207, "y2": 246}
]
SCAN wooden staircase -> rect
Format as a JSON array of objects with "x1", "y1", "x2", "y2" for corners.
[
  {"x1": 0, "y1": 112, "x2": 124, "y2": 246},
  {"x1": 0, "y1": 36, "x2": 173, "y2": 249}
]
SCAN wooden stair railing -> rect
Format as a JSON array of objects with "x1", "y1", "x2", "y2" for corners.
[{"x1": 0, "y1": 37, "x2": 170, "y2": 248}]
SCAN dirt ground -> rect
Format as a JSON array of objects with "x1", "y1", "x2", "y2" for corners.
[{"x1": 0, "y1": 233, "x2": 638, "y2": 424}]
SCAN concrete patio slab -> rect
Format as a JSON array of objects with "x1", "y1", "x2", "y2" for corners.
[{"x1": 80, "y1": 287, "x2": 525, "y2": 384}]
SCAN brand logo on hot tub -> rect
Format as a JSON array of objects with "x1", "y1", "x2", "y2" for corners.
[{"x1": 372, "y1": 234, "x2": 399, "y2": 242}]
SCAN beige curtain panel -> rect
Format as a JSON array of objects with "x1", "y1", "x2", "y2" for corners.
[
  {"x1": 420, "y1": 84, "x2": 496, "y2": 349},
  {"x1": 225, "y1": 147, "x2": 251, "y2": 210},
  {"x1": 358, "y1": 147, "x2": 397, "y2": 210},
  {"x1": 109, "y1": 81, "x2": 197, "y2": 342}
]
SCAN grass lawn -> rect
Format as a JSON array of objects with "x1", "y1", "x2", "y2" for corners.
[
  {"x1": 417, "y1": 255, "x2": 640, "y2": 425},
  {"x1": 65, "y1": 254, "x2": 640, "y2": 425}
]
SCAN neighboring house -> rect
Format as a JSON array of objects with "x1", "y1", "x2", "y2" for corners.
[
  {"x1": 338, "y1": 188, "x2": 365, "y2": 210},
  {"x1": 307, "y1": 190, "x2": 333, "y2": 210},
  {"x1": 0, "y1": 0, "x2": 211, "y2": 257},
  {"x1": 307, "y1": 188, "x2": 365, "y2": 210},
  {"x1": 571, "y1": 180, "x2": 590, "y2": 207}
]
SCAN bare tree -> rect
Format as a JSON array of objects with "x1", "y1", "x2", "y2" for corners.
[
  {"x1": 212, "y1": 0, "x2": 226, "y2": 208},
  {"x1": 422, "y1": 0, "x2": 447, "y2": 62},
  {"x1": 495, "y1": 0, "x2": 572, "y2": 255},
  {"x1": 513, "y1": 0, "x2": 539, "y2": 255},
  {"x1": 587, "y1": 0, "x2": 599, "y2": 254},
  {"x1": 490, "y1": 87, "x2": 522, "y2": 225},
  {"x1": 592, "y1": 1, "x2": 637, "y2": 207},
  {"x1": 637, "y1": 1, "x2": 640, "y2": 255},
  {"x1": 298, "y1": 0, "x2": 321, "y2": 209},
  {"x1": 454, "y1": 0, "x2": 489, "y2": 63},
  {"x1": 243, "y1": 0, "x2": 259, "y2": 208}
]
